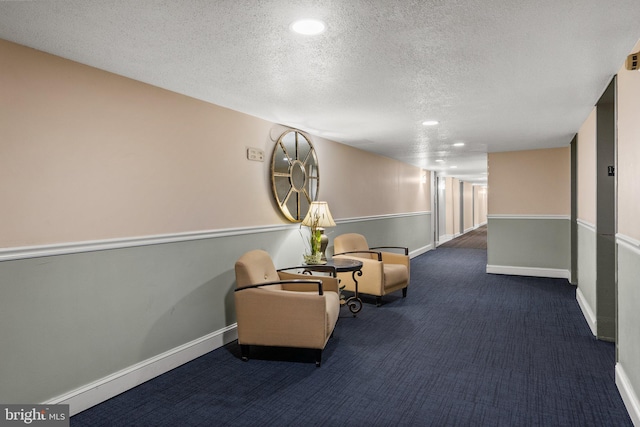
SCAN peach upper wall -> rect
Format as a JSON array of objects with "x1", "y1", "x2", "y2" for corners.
[
  {"x1": 488, "y1": 147, "x2": 570, "y2": 215},
  {"x1": 445, "y1": 177, "x2": 454, "y2": 235},
  {"x1": 577, "y1": 108, "x2": 597, "y2": 225},
  {"x1": 474, "y1": 186, "x2": 488, "y2": 225},
  {"x1": 617, "y1": 39, "x2": 640, "y2": 240},
  {"x1": 452, "y1": 178, "x2": 461, "y2": 235},
  {"x1": 0, "y1": 39, "x2": 430, "y2": 248},
  {"x1": 463, "y1": 182, "x2": 473, "y2": 231},
  {"x1": 314, "y1": 138, "x2": 430, "y2": 220}
]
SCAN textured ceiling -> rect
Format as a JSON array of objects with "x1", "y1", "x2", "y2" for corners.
[{"x1": 1, "y1": 1, "x2": 640, "y2": 184}]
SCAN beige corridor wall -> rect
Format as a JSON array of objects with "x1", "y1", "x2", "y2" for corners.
[
  {"x1": 314, "y1": 139, "x2": 430, "y2": 220},
  {"x1": 445, "y1": 177, "x2": 455, "y2": 236},
  {"x1": 615, "y1": 38, "x2": 640, "y2": 427},
  {"x1": 463, "y1": 181, "x2": 473, "y2": 231},
  {"x1": 577, "y1": 108, "x2": 597, "y2": 225},
  {"x1": 575, "y1": 106, "x2": 597, "y2": 338},
  {"x1": 0, "y1": 39, "x2": 429, "y2": 249},
  {"x1": 488, "y1": 147, "x2": 571, "y2": 215},
  {"x1": 487, "y1": 147, "x2": 571, "y2": 276},
  {"x1": 452, "y1": 178, "x2": 461, "y2": 235},
  {"x1": 0, "y1": 38, "x2": 434, "y2": 409},
  {"x1": 618, "y1": 44, "x2": 640, "y2": 241},
  {"x1": 474, "y1": 186, "x2": 488, "y2": 226}
]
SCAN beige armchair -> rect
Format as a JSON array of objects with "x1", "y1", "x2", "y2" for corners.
[
  {"x1": 234, "y1": 249, "x2": 340, "y2": 367},
  {"x1": 333, "y1": 233, "x2": 410, "y2": 306}
]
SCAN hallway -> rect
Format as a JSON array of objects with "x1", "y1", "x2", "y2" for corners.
[{"x1": 439, "y1": 225, "x2": 487, "y2": 249}]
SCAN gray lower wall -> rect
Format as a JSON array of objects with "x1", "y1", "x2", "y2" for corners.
[
  {"x1": 0, "y1": 213, "x2": 431, "y2": 404},
  {"x1": 327, "y1": 214, "x2": 432, "y2": 257},
  {"x1": 617, "y1": 241, "x2": 640, "y2": 420},
  {"x1": 577, "y1": 222, "x2": 597, "y2": 327},
  {"x1": 487, "y1": 217, "x2": 570, "y2": 273}
]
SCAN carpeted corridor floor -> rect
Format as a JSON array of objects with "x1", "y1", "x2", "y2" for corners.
[
  {"x1": 71, "y1": 245, "x2": 632, "y2": 426},
  {"x1": 439, "y1": 225, "x2": 487, "y2": 249}
]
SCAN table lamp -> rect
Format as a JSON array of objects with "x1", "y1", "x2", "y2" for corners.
[{"x1": 302, "y1": 201, "x2": 336, "y2": 261}]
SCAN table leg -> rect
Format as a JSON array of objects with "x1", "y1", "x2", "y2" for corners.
[{"x1": 345, "y1": 269, "x2": 363, "y2": 315}]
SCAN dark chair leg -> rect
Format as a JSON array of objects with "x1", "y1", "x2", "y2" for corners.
[
  {"x1": 315, "y1": 349, "x2": 322, "y2": 367},
  {"x1": 376, "y1": 296, "x2": 382, "y2": 307},
  {"x1": 402, "y1": 287, "x2": 408, "y2": 298},
  {"x1": 240, "y1": 345, "x2": 250, "y2": 362}
]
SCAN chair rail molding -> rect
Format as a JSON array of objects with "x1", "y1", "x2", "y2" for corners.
[
  {"x1": 0, "y1": 224, "x2": 299, "y2": 262},
  {"x1": 1, "y1": 212, "x2": 432, "y2": 262},
  {"x1": 336, "y1": 211, "x2": 431, "y2": 224},
  {"x1": 617, "y1": 233, "x2": 640, "y2": 255},
  {"x1": 488, "y1": 214, "x2": 571, "y2": 220},
  {"x1": 577, "y1": 219, "x2": 596, "y2": 232}
]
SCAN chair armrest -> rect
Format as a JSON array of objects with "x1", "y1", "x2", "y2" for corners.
[
  {"x1": 278, "y1": 265, "x2": 313, "y2": 273},
  {"x1": 278, "y1": 271, "x2": 340, "y2": 294},
  {"x1": 280, "y1": 265, "x2": 335, "y2": 275},
  {"x1": 379, "y1": 251, "x2": 410, "y2": 268},
  {"x1": 333, "y1": 250, "x2": 382, "y2": 261},
  {"x1": 370, "y1": 246, "x2": 409, "y2": 256},
  {"x1": 235, "y1": 279, "x2": 324, "y2": 295}
]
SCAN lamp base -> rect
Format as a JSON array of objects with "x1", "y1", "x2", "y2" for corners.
[{"x1": 319, "y1": 228, "x2": 329, "y2": 261}]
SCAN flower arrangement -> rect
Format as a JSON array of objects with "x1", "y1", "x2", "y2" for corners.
[
  {"x1": 301, "y1": 208, "x2": 323, "y2": 264},
  {"x1": 300, "y1": 201, "x2": 336, "y2": 265}
]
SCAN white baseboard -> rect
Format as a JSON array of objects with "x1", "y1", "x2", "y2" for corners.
[
  {"x1": 437, "y1": 234, "x2": 454, "y2": 245},
  {"x1": 44, "y1": 324, "x2": 238, "y2": 416},
  {"x1": 410, "y1": 244, "x2": 433, "y2": 258},
  {"x1": 616, "y1": 363, "x2": 640, "y2": 426},
  {"x1": 576, "y1": 287, "x2": 597, "y2": 336},
  {"x1": 486, "y1": 265, "x2": 570, "y2": 279}
]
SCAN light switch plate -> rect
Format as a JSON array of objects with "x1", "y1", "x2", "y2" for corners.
[{"x1": 247, "y1": 147, "x2": 264, "y2": 162}]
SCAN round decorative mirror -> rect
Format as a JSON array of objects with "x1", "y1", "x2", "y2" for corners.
[{"x1": 271, "y1": 130, "x2": 319, "y2": 222}]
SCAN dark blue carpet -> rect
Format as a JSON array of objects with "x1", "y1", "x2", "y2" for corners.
[{"x1": 71, "y1": 248, "x2": 632, "y2": 426}]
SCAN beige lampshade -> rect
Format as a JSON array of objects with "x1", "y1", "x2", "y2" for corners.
[{"x1": 302, "y1": 201, "x2": 336, "y2": 227}]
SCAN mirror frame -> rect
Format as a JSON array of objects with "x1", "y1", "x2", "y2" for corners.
[{"x1": 270, "y1": 129, "x2": 319, "y2": 222}]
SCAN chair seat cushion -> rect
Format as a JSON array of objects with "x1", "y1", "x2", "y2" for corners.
[{"x1": 383, "y1": 264, "x2": 409, "y2": 289}]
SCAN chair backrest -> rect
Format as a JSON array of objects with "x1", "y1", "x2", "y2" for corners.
[
  {"x1": 334, "y1": 233, "x2": 376, "y2": 259},
  {"x1": 235, "y1": 249, "x2": 282, "y2": 289}
]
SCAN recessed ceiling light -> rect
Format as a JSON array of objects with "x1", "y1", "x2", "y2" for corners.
[
  {"x1": 453, "y1": 142, "x2": 465, "y2": 147},
  {"x1": 435, "y1": 159, "x2": 444, "y2": 163},
  {"x1": 290, "y1": 19, "x2": 326, "y2": 35},
  {"x1": 450, "y1": 166, "x2": 458, "y2": 169},
  {"x1": 422, "y1": 120, "x2": 439, "y2": 126}
]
